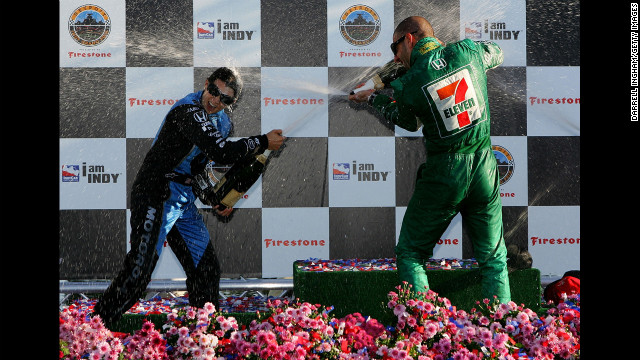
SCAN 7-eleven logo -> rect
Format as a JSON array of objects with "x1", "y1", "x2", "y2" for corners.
[{"x1": 424, "y1": 68, "x2": 482, "y2": 136}]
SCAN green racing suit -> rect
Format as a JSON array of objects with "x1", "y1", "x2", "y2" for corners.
[{"x1": 371, "y1": 37, "x2": 511, "y2": 303}]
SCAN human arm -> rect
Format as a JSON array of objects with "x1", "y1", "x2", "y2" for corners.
[
  {"x1": 209, "y1": 129, "x2": 284, "y2": 217},
  {"x1": 214, "y1": 204, "x2": 233, "y2": 217},
  {"x1": 475, "y1": 40, "x2": 503, "y2": 70},
  {"x1": 172, "y1": 105, "x2": 284, "y2": 165},
  {"x1": 348, "y1": 85, "x2": 420, "y2": 132}
]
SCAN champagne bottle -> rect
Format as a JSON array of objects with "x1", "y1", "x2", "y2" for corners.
[
  {"x1": 350, "y1": 60, "x2": 408, "y2": 94},
  {"x1": 193, "y1": 150, "x2": 272, "y2": 211}
]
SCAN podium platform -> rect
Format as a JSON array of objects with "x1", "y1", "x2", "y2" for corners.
[
  {"x1": 293, "y1": 258, "x2": 541, "y2": 325},
  {"x1": 83, "y1": 258, "x2": 541, "y2": 333}
]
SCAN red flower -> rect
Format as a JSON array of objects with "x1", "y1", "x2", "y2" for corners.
[
  {"x1": 557, "y1": 330, "x2": 571, "y2": 341},
  {"x1": 341, "y1": 340, "x2": 349, "y2": 353}
]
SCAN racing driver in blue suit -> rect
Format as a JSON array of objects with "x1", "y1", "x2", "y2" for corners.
[{"x1": 93, "y1": 67, "x2": 285, "y2": 328}]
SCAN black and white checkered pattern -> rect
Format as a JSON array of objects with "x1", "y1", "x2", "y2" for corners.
[{"x1": 59, "y1": 0, "x2": 580, "y2": 280}]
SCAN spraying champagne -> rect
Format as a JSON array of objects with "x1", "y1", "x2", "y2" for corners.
[
  {"x1": 191, "y1": 130, "x2": 285, "y2": 212},
  {"x1": 350, "y1": 60, "x2": 407, "y2": 95},
  {"x1": 193, "y1": 150, "x2": 272, "y2": 211}
]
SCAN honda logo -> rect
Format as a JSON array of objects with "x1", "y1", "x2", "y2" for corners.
[
  {"x1": 193, "y1": 111, "x2": 208, "y2": 123},
  {"x1": 431, "y1": 58, "x2": 447, "y2": 70}
]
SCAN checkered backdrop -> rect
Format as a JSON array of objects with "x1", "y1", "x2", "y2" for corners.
[{"x1": 59, "y1": 0, "x2": 580, "y2": 280}]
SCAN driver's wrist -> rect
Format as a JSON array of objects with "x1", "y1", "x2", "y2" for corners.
[{"x1": 367, "y1": 91, "x2": 379, "y2": 106}]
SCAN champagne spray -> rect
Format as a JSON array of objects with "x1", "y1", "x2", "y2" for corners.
[{"x1": 350, "y1": 60, "x2": 407, "y2": 95}]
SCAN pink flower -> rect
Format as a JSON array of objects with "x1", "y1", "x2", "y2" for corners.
[
  {"x1": 407, "y1": 316, "x2": 418, "y2": 327},
  {"x1": 89, "y1": 315, "x2": 102, "y2": 329},
  {"x1": 96, "y1": 341, "x2": 110, "y2": 354},
  {"x1": 479, "y1": 328, "x2": 492, "y2": 342},
  {"x1": 423, "y1": 302, "x2": 435, "y2": 313},
  {"x1": 463, "y1": 326, "x2": 476, "y2": 339},
  {"x1": 394, "y1": 304, "x2": 406, "y2": 316},
  {"x1": 479, "y1": 316, "x2": 490, "y2": 326},
  {"x1": 204, "y1": 302, "x2": 216, "y2": 314},
  {"x1": 516, "y1": 312, "x2": 530, "y2": 323},
  {"x1": 178, "y1": 326, "x2": 190, "y2": 337},
  {"x1": 186, "y1": 309, "x2": 196, "y2": 319},
  {"x1": 505, "y1": 324, "x2": 516, "y2": 333},
  {"x1": 192, "y1": 347, "x2": 203, "y2": 357},
  {"x1": 295, "y1": 346, "x2": 307, "y2": 358},
  {"x1": 424, "y1": 322, "x2": 438, "y2": 338},
  {"x1": 390, "y1": 348, "x2": 400, "y2": 357}
]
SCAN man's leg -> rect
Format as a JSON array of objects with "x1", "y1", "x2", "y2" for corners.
[
  {"x1": 93, "y1": 200, "x2": 164, "y2": 327},
  {"x1": 462, "y1": 149, "x2": 511, "y2": 303},
  {"x1": 396, "y1": 156, "x2": 463, "y2": 295},
  {"x1": 167, "y1": 205, "x2": 221, "y2": 309}
]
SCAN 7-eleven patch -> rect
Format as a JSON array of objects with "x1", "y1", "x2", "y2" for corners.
[{"x1": 424, "y1": 68, "x2": 483, "y2": 137}]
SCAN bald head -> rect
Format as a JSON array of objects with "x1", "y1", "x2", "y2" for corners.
[{"x1": 394, "y1": 16, "x2": 435, "y2": 40}]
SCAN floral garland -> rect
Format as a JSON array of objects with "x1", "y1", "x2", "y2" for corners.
[
  {"x1": 294, "y1": 258, "x2": 478, "y2": 272},
  {"x1": 59, "y1": 282, "x2": 580, "y2": 360}
]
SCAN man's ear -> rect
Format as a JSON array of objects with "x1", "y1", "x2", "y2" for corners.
[{"x1": 408, "y1": 32, "x2": 419, "y2": 47}]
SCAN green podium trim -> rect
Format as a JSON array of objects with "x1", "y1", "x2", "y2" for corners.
[{"x1": 293, "y1": 261, "x2": 541, "y2": 325}]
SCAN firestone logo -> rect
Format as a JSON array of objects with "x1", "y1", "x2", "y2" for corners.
[
  {"x1": 530, "y1": 236, "x2": 580, "y2": 246},
  {"x1": 264, "y1": 239, "x2": 326, "y2": 248},
  {"x1": 128, "y1": 98, "x2": 180, "y2": 107}
]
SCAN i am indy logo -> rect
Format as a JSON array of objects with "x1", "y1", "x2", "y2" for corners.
[
  {"x1": 464, "y1": 19, "x2": 522, "y2": 41},
  {"x1": 196, "y1": 19, "x2": 255, "y2": 40},
  {"x1": 332, "y1": 161, "x2": 390, "y2": 181},
  {"x1": 62, "y1": 162, "x2": 121, "y2": 183}
]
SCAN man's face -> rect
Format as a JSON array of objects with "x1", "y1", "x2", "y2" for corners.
[
  {"x1": 202, "y1": 78, "x2": 236, "y2": 114},
  {"x1": 392, "y1": 33, "x2": 412, "y2": 69}
]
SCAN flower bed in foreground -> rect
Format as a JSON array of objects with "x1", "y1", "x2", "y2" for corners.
[{"x1": 59, "y1": 283, "x2": 579, "y2": 360}]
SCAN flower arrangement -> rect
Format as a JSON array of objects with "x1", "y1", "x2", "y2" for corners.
[
  {"x1": 59, "y1": 307, "x2": 124, "y2": 360},
  {"x1": 158, "y1": 301, "x2": 233, "y2": 359},
  {"x1": 59, "y1": 283, "x2": 579, "y2": 360},
  {"x1": 381, "y1": 282, "x2": 580, "y2": 360},
  {"x1": 230, "y1": 299, "x2": 340, "y2": 359},
  {"x1": 125, "y1": 321, "x2": 169, "y2": 360}
]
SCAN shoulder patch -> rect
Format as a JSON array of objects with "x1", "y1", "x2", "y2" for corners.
[{"x1": 193, "y1": 110, "x2": 208, "y2": 123}]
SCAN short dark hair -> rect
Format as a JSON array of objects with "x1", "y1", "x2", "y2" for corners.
[
  {"x1": 394, "y1": 16, "x2": 435, "y2": 40},
  {"x1": 208, "y1": 67, "x2": 243, "y2": 101}
]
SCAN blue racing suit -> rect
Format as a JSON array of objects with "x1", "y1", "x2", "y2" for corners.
[{"x1": 94, "y1": 90, "x2": 268, "y2": 326}]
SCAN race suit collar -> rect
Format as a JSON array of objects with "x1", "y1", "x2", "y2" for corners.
[
  {"x1": 410, "y1": 37, "x2": 442, "y2": 66},
  {"x1": 196, "y1": 89, "x2": 204, "y2": 104}
]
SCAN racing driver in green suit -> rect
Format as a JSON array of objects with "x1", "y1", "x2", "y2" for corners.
[{"x1": 349, "y1": 16, "x2": 511, "y2": 303}]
